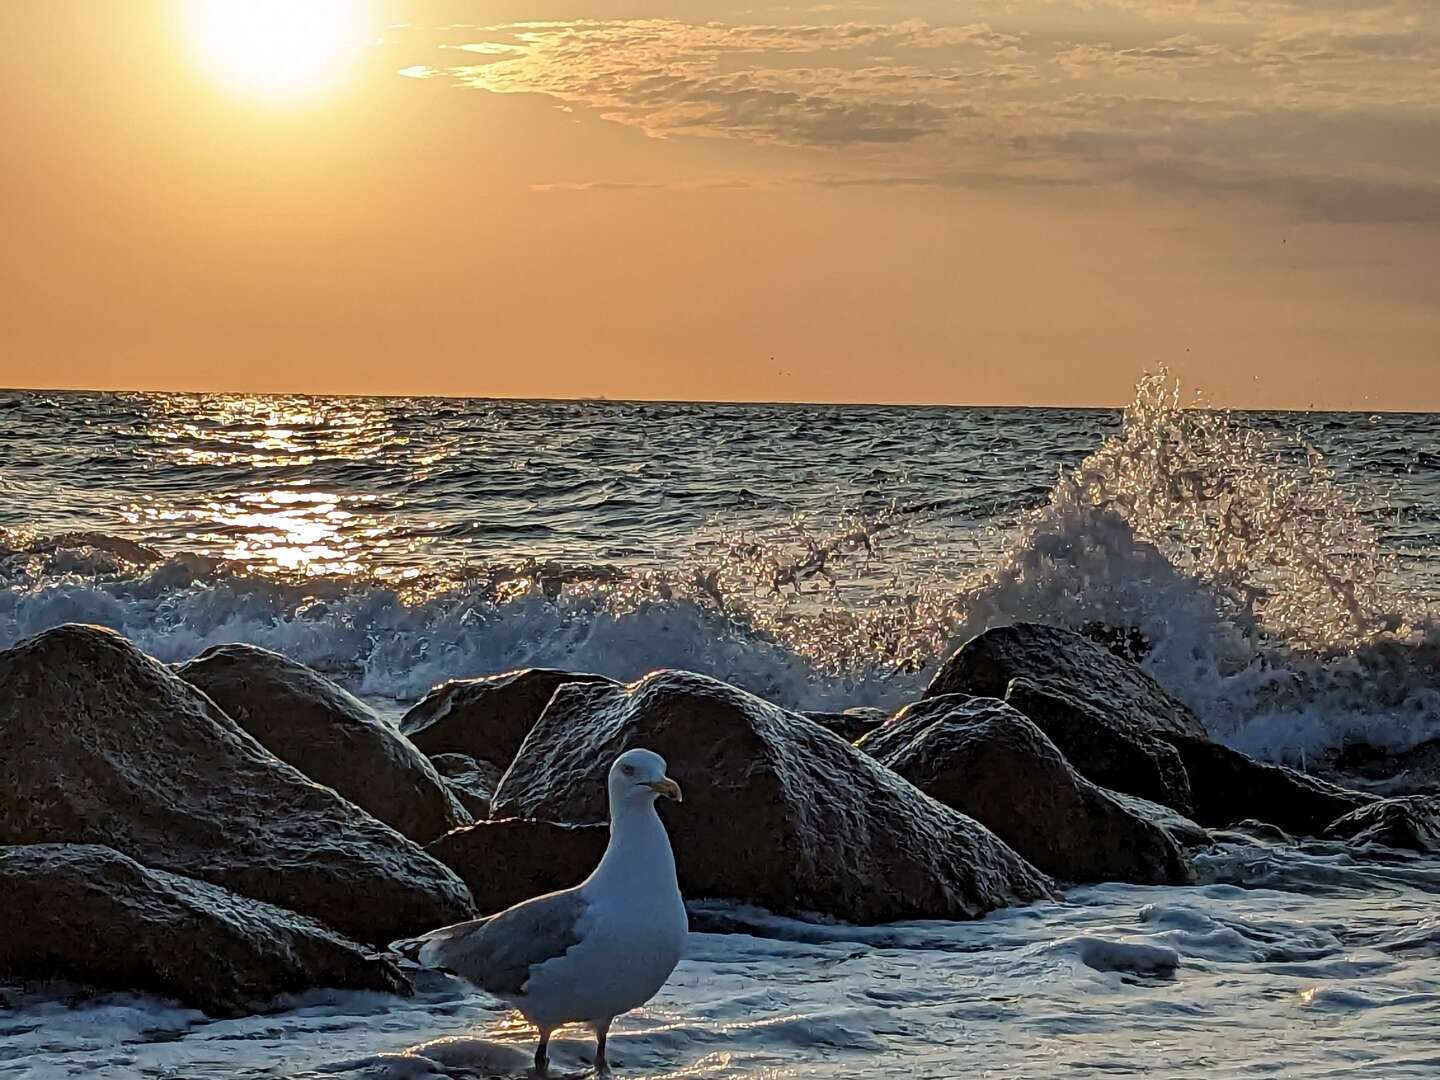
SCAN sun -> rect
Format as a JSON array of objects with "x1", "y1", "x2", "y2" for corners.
[{"x1": 183, "y1": 0, "x2": 370, "y2": 101}]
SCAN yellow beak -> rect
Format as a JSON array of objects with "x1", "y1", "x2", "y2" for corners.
[{"x1": 646, "y1": 777, "x2": 683, "y2": 802}]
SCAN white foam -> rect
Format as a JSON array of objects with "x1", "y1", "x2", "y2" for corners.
[
  {"x1": 2, "y1": 373, "x2": 1437, "y2": 759},
  {"x1": 5, "y1": 866, "x2": 1439, "y2": 1079}
]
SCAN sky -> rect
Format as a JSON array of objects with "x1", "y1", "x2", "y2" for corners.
[{"x1": 2, "y1": 1, "x2": 1438, "y2": 409}]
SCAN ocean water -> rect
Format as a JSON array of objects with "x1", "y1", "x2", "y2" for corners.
[{"x1": 2, "y1": 376, "x2": 1440, "y2": 1078}]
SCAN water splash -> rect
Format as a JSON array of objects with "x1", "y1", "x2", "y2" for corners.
[{"x1": 2, "y1": 375, "x2": 1437, "y2": 759}]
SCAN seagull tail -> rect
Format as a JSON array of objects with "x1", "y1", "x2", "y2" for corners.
[{"x1": 390, "y1": 917, "x2": 491, "y2": 969}]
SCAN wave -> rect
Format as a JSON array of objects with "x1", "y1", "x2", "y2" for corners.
[{"x1": 2, "y1": 373, "x2": 1437, "y2": 762}]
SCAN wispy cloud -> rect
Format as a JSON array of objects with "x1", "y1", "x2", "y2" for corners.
[{"x1": 400, "y1": 4, "x2": 1440, "y2": 221}]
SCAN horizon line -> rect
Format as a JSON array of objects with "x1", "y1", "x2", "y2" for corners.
[{"x1": 0, "y1": 383, "x2": 1433, "y2": 417}]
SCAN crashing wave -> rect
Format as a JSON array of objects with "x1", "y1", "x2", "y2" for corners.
[{"x1": 1, "y1": 373, "x2": 1436, "y2": 761}]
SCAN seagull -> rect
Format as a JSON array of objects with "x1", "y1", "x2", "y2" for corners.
[{"x1": 398, "y1": 748, "x2": 687, "y2": 1075}]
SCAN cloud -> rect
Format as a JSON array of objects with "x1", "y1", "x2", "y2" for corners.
[{"x1": 404, "y1": 6, "x2": 1440, "y2": 222}]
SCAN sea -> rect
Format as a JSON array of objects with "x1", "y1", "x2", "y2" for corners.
[{"x1": 2, "y1": 374, "x2": 1438, "y2": 1078}]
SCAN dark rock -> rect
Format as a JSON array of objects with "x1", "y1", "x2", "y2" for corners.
[
  {"x1": 800, "y1": 708, "x2": 888, "y2": 743},
  {"x1": 1162, "y1": 734, "x2": 1373, "y2": 835},
  {"x1": 853, "y1": 695, "x2": 978, "y2": 759},
  {"x1": 1105, "y1": 791, "x2": 1212, "y2": 850},
  {"x1": 0, "y1": 844, "x2": 408, "y2": 1017},
  {"x1": 926, "y1": 623, "x2": 1207, "y2": 740},
  {"x1": 1323, "y1": 796, "x2": 1440, "y2": 853},
  {"x1": 427, "y1": 819, "x2": 609, "y2": 915},
  {"x1": 1003, "y1": 678, "x2": 1194, "y2": 815},
  {"x1": 863, "y1": 697, "x2": 1191, "y2": 885},
  {"x1": 1326, "y1": 739, "x2": 1440, "y2": 796},
  {"x1": 401, "y1": 669, "x2": 617, "y2": 769},
  {"x1": 0, "y1": 625, "x2": 475, "y2": 946},
  {"x1": 1079, "y1": 622, "x2": 1152, "y2": 664},
  {"x1": 429, "y1": 754, "x2": 505, "y2": 819},
  {"x1": 177, "y1": 644, "x2": 470, "y2": 843},
  {"x1": 492, "y1": 670, "x2": 1056, "y2": 923}
]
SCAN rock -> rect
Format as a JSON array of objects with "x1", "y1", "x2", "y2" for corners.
[
  {"x1": 1003, "y1": 678, "x2": 1194, "y2": 815},
  {"x1": 401, "y1": 669, "x2": 617, "y2": 769},
  {"x1": 1162, "y1": 734, "x2": 1373, "y2": 835},
  {"x1": 1078, "y1": 622, "x2": 1152, "y2": 664},
  {"x1": 800, "y1": 708, "x2": 888, "y2": 743},
  {"x1": 177, "y1": 644, "x2": 470, "y2": 844},
  {"x1": 1326, "y1": 739, "x2": 1440, "y2": 796},
  {"x1": 926, "y1": 623, "x2": 1207, "y2": 740},
  {"x1": 925, "y1": 624, "x2": 1371, "y2": 837},
  {"x1": 429, "y1": 754, "x2": 505, "y2": 819},
  {"x1": 854, "y1": 695, "x2": 975, "y2": 759},
  {"x1": 1323, "y1": 796, "x2": 1440, "y2": 854},
  {"x1": 1104, "y1": 791, "x2": 1212, "y2": 850},
  {"x1": 427, "y1": 820, "x2": 609, "y2": 915},
  {"x1": 0, "y1": 844, "x2": 408, "y2": 1017},
  {"x1": 863, "y1": 697, "x2": 1191, "y2": 885},
  {"x1": 491, "y1": 670, "x2": 1056, "y2": 923},
  {"x1": 0, "y1": 625, "x2": 475, "y2": 945}
]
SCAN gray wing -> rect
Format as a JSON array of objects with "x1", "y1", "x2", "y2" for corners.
[{"x1": 417, "y1": 888, "x2": 590, "y2": 997}]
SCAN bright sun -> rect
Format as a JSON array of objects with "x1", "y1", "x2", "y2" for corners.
[{"x1": 183, "y1": 0, "x2": 370, "y2": 101}]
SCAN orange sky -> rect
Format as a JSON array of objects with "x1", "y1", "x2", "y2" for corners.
[{"x1": 2, "y1": 1, "x2": 1438, "y2": 409}]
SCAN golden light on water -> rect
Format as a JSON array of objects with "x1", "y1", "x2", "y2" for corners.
[{"x1": 181, "y1": 0, "x2": 371, "y2": 101}]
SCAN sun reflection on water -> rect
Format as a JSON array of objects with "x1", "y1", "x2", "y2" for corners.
[{"x1": 122, "y1": 395, "x2": 438, "y2": 579}]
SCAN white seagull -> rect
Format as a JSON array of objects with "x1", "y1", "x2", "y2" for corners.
[{"x1": 400, "y1": 748, "x2": 688, "y2": 1074}]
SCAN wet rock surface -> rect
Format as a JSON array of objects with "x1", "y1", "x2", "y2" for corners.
[
  {"x1": 1163, "y1": 734, "x2": 1373, "y2": 835},
  {"x1": 428, "y1": 754, "x2": 505, "y2": 819},
  {"x1": 1003, "y1": 677, "x2": 1194, "y2": 815},
  {"x1": 178, "y1": 644, "x2": 469, "y2": 843},
  {"x1": 0, "y1": 625, "x2": 475, "y2": 946},
  {"x1": 426, "y1": 819, "x2": 609, "y2": 915},
  {"x1": 1105, "y1": 791, "x2": 1212, "y2": 850},
  {"x1": 863, "y1": 697, "x2": 1191, "y2": 885},
  {"x1": 0, "y1": 844, "x2": 408, "y2": 1017},
  {"x1": 1323, "y1": 796, "x2": 1440, "y2": 853},
  {"x1": 1326, "y1": 739, "x2": 1440, "y2": 796},
  {"x1": 800, "y1": 708, "x2": 888, "y2": 742},
  {"x1": 492, "y1": 670, "x2": 1056, "y2": 923},
  {"x1": 925, "y1": 623, "x2": 1207, "y2": 740},
  {"x1": 401, "y1": 668, "x2": 617, "y2": 769}
]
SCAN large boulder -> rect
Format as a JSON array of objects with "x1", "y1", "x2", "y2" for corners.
[
  {"x1": 862, "y1": 698, "x2": 1190, "y2": 885},
  {"x1": 928, "y1": 623, "x2": 1371, "y2": 836},
  {"x1": 1104, "y1": 791, "x2": 1212, "y2": 850},
  {"x1": 401, "y1": 669, "x2": 617, "y2": 769},
  {"x1": 1326, "y1": 738, "x2": 1440, "y2": 796},
  {"x1": 0, "y1": 845, "x2": 408, "y2": 1017},
  {"x1": 0, "y1": 625, "x2": 475, "y2": 946},
  {"x1": 800, "y1": 708, "x2": 888, "y2": 743},
  {"x1": 427, "y1": 820, "x2": 609, "y2": 915},
  {"x1": 1322, "y1": 796, "x2": 1440, "y2": 854},
  {"x1": 1162, "y1": 735, "x2": 1372, "y2": 835},
  {"x1": 429, "y1": 754, "x2": 505, "y2": 819},
  {"x1": 177, "y1": 644, "x2": 470, "y2": 843},
  {"x1": 491, "y1": 670, "x2": 1056, "y2": 923},
  {"x1": 1003, "y1": 678, "x2": 1194, "y2": 815},
  {"x1": 926, "y1": 623, "x2": 1207, "y2": 740}
]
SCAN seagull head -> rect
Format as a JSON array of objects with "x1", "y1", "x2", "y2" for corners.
[{"x1": 609, "y1": 747, "x2": 682, "y2": 808}]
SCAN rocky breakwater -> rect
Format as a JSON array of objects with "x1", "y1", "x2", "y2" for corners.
[
  {"x1": 858, "y1": 696, "x2": 1192, "y2": 885},
  {"x1": 481, "y1": 669, "x2": 1057, "y2": 923},
  {"x1": 0, "y1": 624, "x2": 474, "y2": 1015},
  {"x1": 925, "y1": 623, "x2": 1375, "y2": 838}
]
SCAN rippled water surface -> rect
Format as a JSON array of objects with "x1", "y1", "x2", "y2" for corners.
[
  {"x1": 3, "y1": 386, "x2": 1440, "y2": 1078},
  {"x1": 5, "y1": 845, "x2": 1439, "y2": 1079}
]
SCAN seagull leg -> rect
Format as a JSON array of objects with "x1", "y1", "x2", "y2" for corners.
[
  {"x1": 534, "y1": 1028, "x2": 552, "y2": 1075},
  {"x1": 593, "y1": 1018, "x2": 613, "y2": 1074}
]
